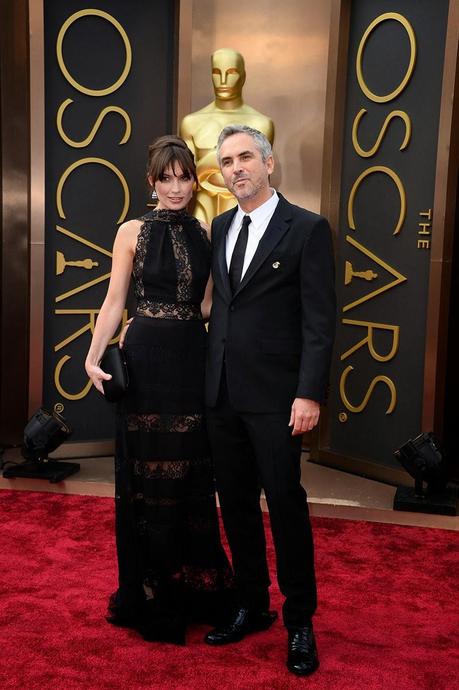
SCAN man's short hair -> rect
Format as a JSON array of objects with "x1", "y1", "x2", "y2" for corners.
[{"x1": 216, "y1": 125, "x2": 272, "y2": 165}]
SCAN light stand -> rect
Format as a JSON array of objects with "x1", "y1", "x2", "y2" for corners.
[
  {"x1": 2, "y1": 408, "x2": 79, "y2": 484},
  {"x1": 393, "y1": 432, "x2": 457, "y2": 516}
]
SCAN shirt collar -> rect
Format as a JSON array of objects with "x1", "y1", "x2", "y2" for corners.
[{"x1": 234, "y1": 189, "x2": 279, "y2": 229}]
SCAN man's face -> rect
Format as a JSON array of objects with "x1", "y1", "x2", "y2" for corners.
[
  {"x1": 219, "y1": 133, "x2": 274, "y2": 208},
  {"x1": 211, "y1": 51, "x2": 244, "y2": 101}
]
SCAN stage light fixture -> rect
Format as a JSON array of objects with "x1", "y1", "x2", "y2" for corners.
[
  {"x1": 2, "y1": 408, "x2": 79, "y2": 483},
  {"x1": 393, "y1": 431, "x2": 457, "y2": 515}
]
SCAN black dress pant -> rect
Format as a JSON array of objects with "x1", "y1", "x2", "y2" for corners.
[{"x1": 206, "y1": 376, "x2": 317, "y2": 628}]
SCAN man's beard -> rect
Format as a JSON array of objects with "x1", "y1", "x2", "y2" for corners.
[{"x1": 230, "y1": 176, "x2": 262, "y2": 200}]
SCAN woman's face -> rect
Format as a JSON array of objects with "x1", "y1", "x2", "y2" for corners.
[{"x1": 150, "y1": 163, "x2": 194, "y2": 210}]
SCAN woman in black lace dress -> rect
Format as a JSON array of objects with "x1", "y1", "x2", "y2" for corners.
[{"x1": 85, "y1": 136, "x2": 232, "y2": 644}]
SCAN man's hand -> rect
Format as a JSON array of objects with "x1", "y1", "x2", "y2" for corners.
[
  {"x1": 119, "y1": 317, "x2": 133, "y2": 349},
  {"x1": 288, "y1": 398, "x2": 320, "y2": 435}
]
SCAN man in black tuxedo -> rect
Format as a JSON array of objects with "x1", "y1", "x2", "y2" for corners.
[{"x1": 204, "y1": 125, "x2": 336, "y2": 676}]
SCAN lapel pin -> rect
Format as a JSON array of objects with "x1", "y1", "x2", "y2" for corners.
[{"x1": 272, "y1": 261, "x2": 280, "y2": 269}]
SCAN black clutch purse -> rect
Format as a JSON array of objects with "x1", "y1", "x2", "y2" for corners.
[{"x1": 100, "y1": 346, "x2": 129, "y2": 402}]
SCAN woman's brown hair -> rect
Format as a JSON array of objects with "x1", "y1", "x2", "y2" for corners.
[{"x1": 146, "y1": 135, "x2": 197, "y2": 186}]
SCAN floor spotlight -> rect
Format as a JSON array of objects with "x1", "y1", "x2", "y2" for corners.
[
  {"x1": 393, "y1": 432, "x2": 457, "y2": 515},
  {"x1": 2, "y1": 408, "x2": 79, "y2": 483}
]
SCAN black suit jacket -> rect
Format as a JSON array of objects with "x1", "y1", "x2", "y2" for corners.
[{"x1": 205, "y1": 193, "x2": 336, "y2": 413}]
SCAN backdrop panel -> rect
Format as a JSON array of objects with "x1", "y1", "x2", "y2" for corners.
[
  {"x1": 324, "y1": 0, "x2": 450, "y2": 474},
  {"x1": 42, "y1": 0, "x2": 176, "y2": 443}
]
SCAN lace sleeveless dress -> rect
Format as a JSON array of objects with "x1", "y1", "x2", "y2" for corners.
[{"x1": 108, "y1": 208, "x2": 233, "y2": 644}]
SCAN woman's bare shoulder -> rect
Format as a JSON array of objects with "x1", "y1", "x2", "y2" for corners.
[
  {"x1": 118, "y1": 218, "x2": 143, "y2": 235},
  {"x1": 114, "y1": 218, "x2": 143, "y2": 252}
]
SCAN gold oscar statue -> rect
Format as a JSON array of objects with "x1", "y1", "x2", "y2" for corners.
[
  {"x1": 56, "y1": 251, "x2": 99, "y2": 276},
  {"x1": 344, "y1": 260, "x2": 378, "y2": 285},
  {"x1": 180, "y1": 48, "x2": 274, "y2": 224}
]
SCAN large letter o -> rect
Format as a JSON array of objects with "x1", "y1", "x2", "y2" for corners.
[
  {"x1": 356, "y1": 12, "x2": 416, "y2": 103},
  {"x1": 56, "y1": 9, "x2": 132, "y2": 96}
]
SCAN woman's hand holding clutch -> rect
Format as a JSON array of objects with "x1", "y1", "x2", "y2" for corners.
[{"x1": 85, "y1": 360, "x2": 113, "y2": 395}]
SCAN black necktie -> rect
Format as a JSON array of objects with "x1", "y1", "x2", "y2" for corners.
[{"x1": 229, "y1": 215, "x2": 251, "y2": 293}]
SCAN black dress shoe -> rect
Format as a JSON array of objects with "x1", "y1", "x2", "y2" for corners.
[
  {"x1": 204, "y1": 607, "x2": 278, "y2": 645},
  {"x1": 287, "y1": 625, "x2": 319, "y2": 676}
]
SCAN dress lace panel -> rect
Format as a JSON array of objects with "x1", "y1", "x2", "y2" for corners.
[
  {"x1": 132, "y1": 220, "x2": 148, "y2": 301},
  {"x1": 183, "y1": 565, "x2": 233, "y2": 591},
  {"x1": 127, "y1": 413, "x2": 202, "y2": 433},
  {"x1": 132, "y1": 459, "x2": 191, "y2": 480},
  {"x1": 131, "y1": 455, "x2": 212, "y2": 481},
  {"x1": 136, "y1": 299, "x2": 201, "y2": 320},
  {"x1": 170, "y1": 224, "x2": 193, "y2": 302}
]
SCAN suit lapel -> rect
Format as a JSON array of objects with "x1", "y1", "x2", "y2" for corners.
[
  {"x1": 234, "y1": 195, "x2": 292, "y2": 297},
  {"x1": 215, "y1": 208, "x2": 237, "y2": 301}
]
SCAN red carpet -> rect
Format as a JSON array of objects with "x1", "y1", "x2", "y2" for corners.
[{"x1": 0, "y1": 489, "x2": 458, "y2": 690}]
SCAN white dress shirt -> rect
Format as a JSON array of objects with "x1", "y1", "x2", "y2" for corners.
[{"x1": 226, "y1": 190, "x2": 279, "y2": 279}]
